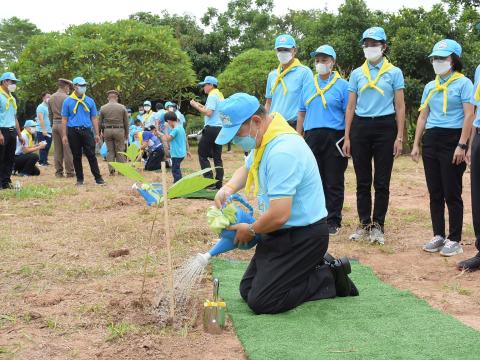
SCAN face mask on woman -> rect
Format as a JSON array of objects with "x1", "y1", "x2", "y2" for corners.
[
  {"x1": 432, "y1": 59, "x2": 451, "y2": 75},
  {"x1": 277, "y1": 51, "x2": 293, "y2": 65},
  {"x1": 315, "y1": 62, "x2": 333, "y2": 75},
  {"x1": 7, "y1": 84, "x2": 17, "y2": 92},
  {"x1": 144, "y1": 106, "x2": 151, "y2": 112},
  {"x1": 77, "y1": 86, "x2": 87, "y2": 95},
  {"x1": 363, "y1": 46, "x2": 383, "y2": 62},
  {"x1": 232, "y1": 122, "x2": 258, "y2": 151},
  {"x1": 29, "y1": 127, "x2": 37, "y2": 135}
]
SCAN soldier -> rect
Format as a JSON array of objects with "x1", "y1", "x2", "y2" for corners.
[{"x1": 99, "y1": 90, "x2": 129, "y2": 175}]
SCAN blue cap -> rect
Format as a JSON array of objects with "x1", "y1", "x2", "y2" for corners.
[
  {"x1": 72, "y1": 76, "x2": 87, "y2": 85},
  {"x1": 143, "y1": 100, "x2": 151, "y2": 106},
  {"x1": 165, "y1": 101, "x2": 175, "y2": 108},
  {"x1": 361, "y1": 27, "x2": 387, "y2": 42},
  {"x1": 429, "y1": 39, "x2": 462, "y2": 58},
  {"x1": 275, "y1": 34, "x2": 296, "y2": 49},
  {"x1": 215, "y1": 93, "x2": 260, "y2": 145},
  {"x1": 0, "y1": 72, "x2": 20, "y2": 82},
  {"x1": 310, "y1": 45, "x2": 336, "y2": 60},
  {"x1": 198, "y1": 76, "x2": 218, "y2": 86},
  {"x1": 24, "y1": 120, "x2": 37, "y2": 128}
]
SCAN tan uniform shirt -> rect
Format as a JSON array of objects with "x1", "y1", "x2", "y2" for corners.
[
  {"x1": 99, "y1": 102, "x2": 129, "y2": 132},
  {"x1": 48, "y1": 90, "x2": 68, "y2": 124}
]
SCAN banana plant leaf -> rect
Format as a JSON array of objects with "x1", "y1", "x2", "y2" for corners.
[{"x1": 110, "y1": 162, "x2": 145, "y2": 183}]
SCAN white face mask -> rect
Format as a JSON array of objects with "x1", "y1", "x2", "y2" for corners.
[
  {"x1": 432, "y1": 60, "x2": 451, "y2": 75},
  {"x1": 77, "y1": 86, "x2": 87, "y2": 95},
  {"x1": 29, "y1": 127, "x2": 36, "y2": 135},
  {"x1": 363, "y1": 46, "x2": 383, "y2": 62},
  {"x1": 144, "y1": 106, "x2": 151, "y2": 112},
  {"x1": 8, "y1": 84, "x2": 17, "y2": 93},
  {"x1": 277, "y1": 51, "x2": 293, "y2": 65},
  {"x1": 315, "y1": 62, "x2": 333, "y2": 75},
  {"x1": 167, "y1": 107, "x2": 174, "y2": 112}
]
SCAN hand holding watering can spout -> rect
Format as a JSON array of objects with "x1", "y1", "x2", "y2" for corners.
[{"x1": 198, "y1": 194, "x2": 260, "y2": 265}]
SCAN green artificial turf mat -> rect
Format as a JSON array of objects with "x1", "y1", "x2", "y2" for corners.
[{"x1": 212, "y1": 259, "x2": 480, "y2": 360}]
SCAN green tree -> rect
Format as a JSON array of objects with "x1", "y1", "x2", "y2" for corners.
[
  {"x1": 11, "y1": 20, "x2": 196, "y2": 107},
  {"x1": 218, "y1": 49, "x2": 278, "y2": 101},
  {"x1": 0, "y1": 17, "x2": 41, "y2": 71}
]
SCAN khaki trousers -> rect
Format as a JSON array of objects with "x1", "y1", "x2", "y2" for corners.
[
  {"x1": 52, "y1": 123, "x2": 74, "y2": 176},
  {"x1": 104, "y1": 128, "x2": 126, "y2": 172}
]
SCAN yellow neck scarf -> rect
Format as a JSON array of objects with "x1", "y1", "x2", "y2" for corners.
[
  {"x1": 305, "y1": 72, "x2": 342, "y2": 108},
  {"x1": 246, "y1": 112, "x2": 299, "y2": 196},
  {"x1": 69, "y1": 92, "x2": 90, "y2": 114},
  {"x1": 270, "y1": 59, "x2": 302, "y2": 96},
  {"x1": 0, "y1": 87, "x2": 17, "y2": 110},
  {"x1": 143, "y1": 110, "x2": 153, "y2": 121},
  {"x1": 359, "y1": 58, "x2": 395, "y2": 95},
  {"x1": 22, "y1": 129, "x2": 33, "y2": 147},
  {"x1": 419, "y1": 72, "x2": 464, "y2": 114},
  {"x1": 209, "y1": 88, "x2": 224, "y2": 101},
  {"x1": 474, "y1": 83, "x2": 480, "y2": 102}
]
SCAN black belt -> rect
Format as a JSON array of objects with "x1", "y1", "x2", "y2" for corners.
[
  {"x1": 104, "y1": 125, "x2": 125, "y2": 129},
  {"x1": 355, "y1": 114, "x2": 395, "y2": 121},
  {"x1": 0, "y1": 127, "x2": 15, "y2": 131},
  {"x1": 69, "y1": 126, "x2": 90, "y2": 130},
  {"x1": 267, "y1": 217, "x2": 327, "y2": 237}
]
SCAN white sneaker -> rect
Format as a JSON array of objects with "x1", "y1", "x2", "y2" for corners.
[
  {"x1": 439, "y1": 240, "x2": 463, "y2": 257},
  {"x1": 369, "y1": 223, "x2": 385, "y2": 245},
  {"x1": 349, "y1": 227, "x2": 369, "y2": 241},
  {"x1": 422, "y1": 235, "x2": 445, "y2": 253}
]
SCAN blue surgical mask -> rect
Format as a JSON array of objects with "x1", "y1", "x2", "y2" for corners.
[{"x1": 232, "y1": 122, "x2": 257, "y2": 151}]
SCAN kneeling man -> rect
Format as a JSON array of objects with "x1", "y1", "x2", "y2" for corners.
[
  {"x1": 214, "y1": 93, "x2": 358, "y2": 314},
  {"x1": 14, "y1": 120, "x2": 45, "y2": 176}
]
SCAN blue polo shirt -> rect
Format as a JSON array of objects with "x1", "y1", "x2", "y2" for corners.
[
  {"x1": 299, "y1": 72, "x2": 349, "y2": 131},
  {"x1": 142, "y1": 131, "x2": 162, "y2": 151},
  {"x1": 0, "y1": 93, "x2": 16, "y2": 128},
  {"x1": 169, "y1": 125, "x2": 187, "y2": 158},
  {"x1": 36, "y1": 102, "x2": 52, "y2": 133},
  {"x1": 61, "y1": 95, "x2": 97, "y2": 127},
  {"x1": 422, "y1": 74, "x2": 474, "y2": 129},
  {"x1": 204, "y1": 92, "x2": 223, "y2": 127},
  {"x1": 472, "y1": 65, "x2": 480, "y2": 128},
  {"x1": 348, "y1": 59, "x2": 405, "y2": 117},
  {"x1": 266, "y1": 64, "x2": 313, "y2": 122},
  {"x1": 245, "y1": 133, "x2": 327, "y2": 228}
]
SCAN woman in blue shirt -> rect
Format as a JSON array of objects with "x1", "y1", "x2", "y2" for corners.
[
  {"x1": 297, "y1": 45, "x2": 349, "y2": 236},
  {"x1": 343, "y1": 27, "x2": 405, "y2": 245},
  {"x1": 411, "y1": 39, "x2": 474, "y2": 257},
  {"x1": 36, "y1": 92, "x2": 52, "y2": 166}
]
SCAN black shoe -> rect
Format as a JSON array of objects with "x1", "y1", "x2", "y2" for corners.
[
  {"x1": 96, "y1": 178, "x2": 106, "y2": 185},
  {"x1": 206, "y1": 184, "x2": 217, "y2": 190},
  {"x1": 330, "y1": 256, "x2": 352, "y2": 297},
  {"x1": 349, "y1": 278, "x2": 359, "y2": 296},
  {"x1": 323, "y1": 252, "x2": 335, "y2": 265},
  {"x1": 457, "y1": 253, "x2": 480, "y2": 271},
  {"x1": 76, "y1": 180, "x2": 84, "y2": 186},
  {"x1": 328, "y1": 225, "x2": 340, "y2": 236}
]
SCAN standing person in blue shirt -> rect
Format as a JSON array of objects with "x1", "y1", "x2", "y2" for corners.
[
  {"x1": 297, "y1": 45, "x2": 350, "y2": 236},
  {"x1": 458, "y1": 64, "x2": 480, "y2": 270},
  {"x1": 152, "y1": 102, "x2": 165, "y2": 131},
  {"x1": 0, "y1": 72, "x2": 24, "y2": 189},
  {"x1": 36, "y1": 92, "x2": 52, "y2": 166},
  {"x1": 142, "y1": 101, "x2": 155, "y2": 128},
  {"x1": 164, "y1": 101, "x2": 186, "y2": 127},
  {"x1": 161, "y1": 112, "x2": 190, "y2": 182},
  {"x1": 343, "y1": 27, "x2": 405, "y2": 245},
  {"x1": 136, "y1": 105, "x2": 144, "y2": 123},
  {"x1": 213, "y1": 93, "x2": 358, "y2": 314},
  {"x1": 411, "y1": 40, "x2": 474, "y2": 257},
  {"x1": 61, "y1": 77, "x2": 105, "y2": 186},
  {"x1": 266, "y1": 34, "x2": 313, "y2": 129},
  {"x1": 190, "y1": 76, "x2": 224, "y2": 189}
]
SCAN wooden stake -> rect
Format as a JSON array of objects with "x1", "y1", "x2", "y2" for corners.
[{"x1": 161, "y1": 161, "x2": 175, "y2": 321}]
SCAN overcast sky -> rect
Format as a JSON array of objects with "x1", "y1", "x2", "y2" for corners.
[{"x1": 2, "y1": 0, "x2": 441, "y2": 32}]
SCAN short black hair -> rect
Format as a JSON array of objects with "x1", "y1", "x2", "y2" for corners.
[
  {"x1": 41, "y1": 92, "x2": 50, "y2": 99},
  {"x1": 155, "y1": 103, "x2": 164, "y2": 111},
  {"x1": 134, "y1": 119, "x2": 142, "y2": 125},
  {"x1": 164, "y1": 111, "x2": 178, "y2": 122},
  {"x1": 253, "y1": 104, "x2": 267, "y2": 117},
  {"x1": 451, "y1": 53, "x2": 463, "y2": 73}
]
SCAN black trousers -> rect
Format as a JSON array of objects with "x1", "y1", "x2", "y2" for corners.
[
  {"x1": 14, "y1": 153, "x2": 40, "y2": 176},
  {"x1": 350, "y1": 114, "x2": 397, "y2": 229},
  {"x1": 472, "y1": 130, "x2": 480, "y2": 251},
  {"x1": 36, "y1": 132, "x2": 52, "y2": 165},
  {"x1": 422, "y1": 128, "x2": 466, "y2": 242},
  {"x1": 304, "y1": 128, "x2": 348, "y2": 228},
  {"x1": 67, "y1": 127, "x2": 102, "y2": 182},
  {"x1": 239, "y1": 219, "x2": 336, "y2": 314},
  {"x1": 198, "y1": 125, "x2": 223, "y2": 187},
  {"x1": 144, "y1": 147, "x2": 165, "y2": 171},
  {"x1": 0, "y1": 128, "x2": 17, "y2": 188}
]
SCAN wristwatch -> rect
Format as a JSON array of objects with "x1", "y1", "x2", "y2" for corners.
[
  {"x1": 457, "y1": 143, "x2": 468, "y2": 150},
  {"x1": 247, "y1": 223, "x2": 256, "y2": 237}
]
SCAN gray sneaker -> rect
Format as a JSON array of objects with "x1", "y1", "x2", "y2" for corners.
[
  {"x1": 349, "y1": 227, "x2": 369, "y2": 241},
  {"x1": 422, "y1": 235, "x2": 445, "y2": 253},
  {"x1": 369, "y1": 223, "x2": 385, "y2": 245},
  {"x1": 440, "y1": 240, "x2": 463, "y2": 257}
]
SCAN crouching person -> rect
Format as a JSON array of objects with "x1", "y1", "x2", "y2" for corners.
[
  {"x1": 14, "y1": 120, "x2": 45, "y2": 176},
  {"x1": 141, "y1": 125, "x2": 165, "y2": 171},
  {"x1": 213, "y1": 93, "x2": 358, "y2": 315}
]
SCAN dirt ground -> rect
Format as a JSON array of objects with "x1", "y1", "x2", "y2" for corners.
[{"x1": 1, "y1": 149, "x2": 479, "y2": 359}]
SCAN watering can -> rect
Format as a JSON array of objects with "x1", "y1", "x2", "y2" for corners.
[
  {"x1": 203, "y1": 278, "x2": 226, "y2": 334},
  {"x1": 198, "y1": 194, "x2": 260, "y2": 264},
  {"x1": 132, "y1": 182, "x2": 163, "y2": 206}
]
